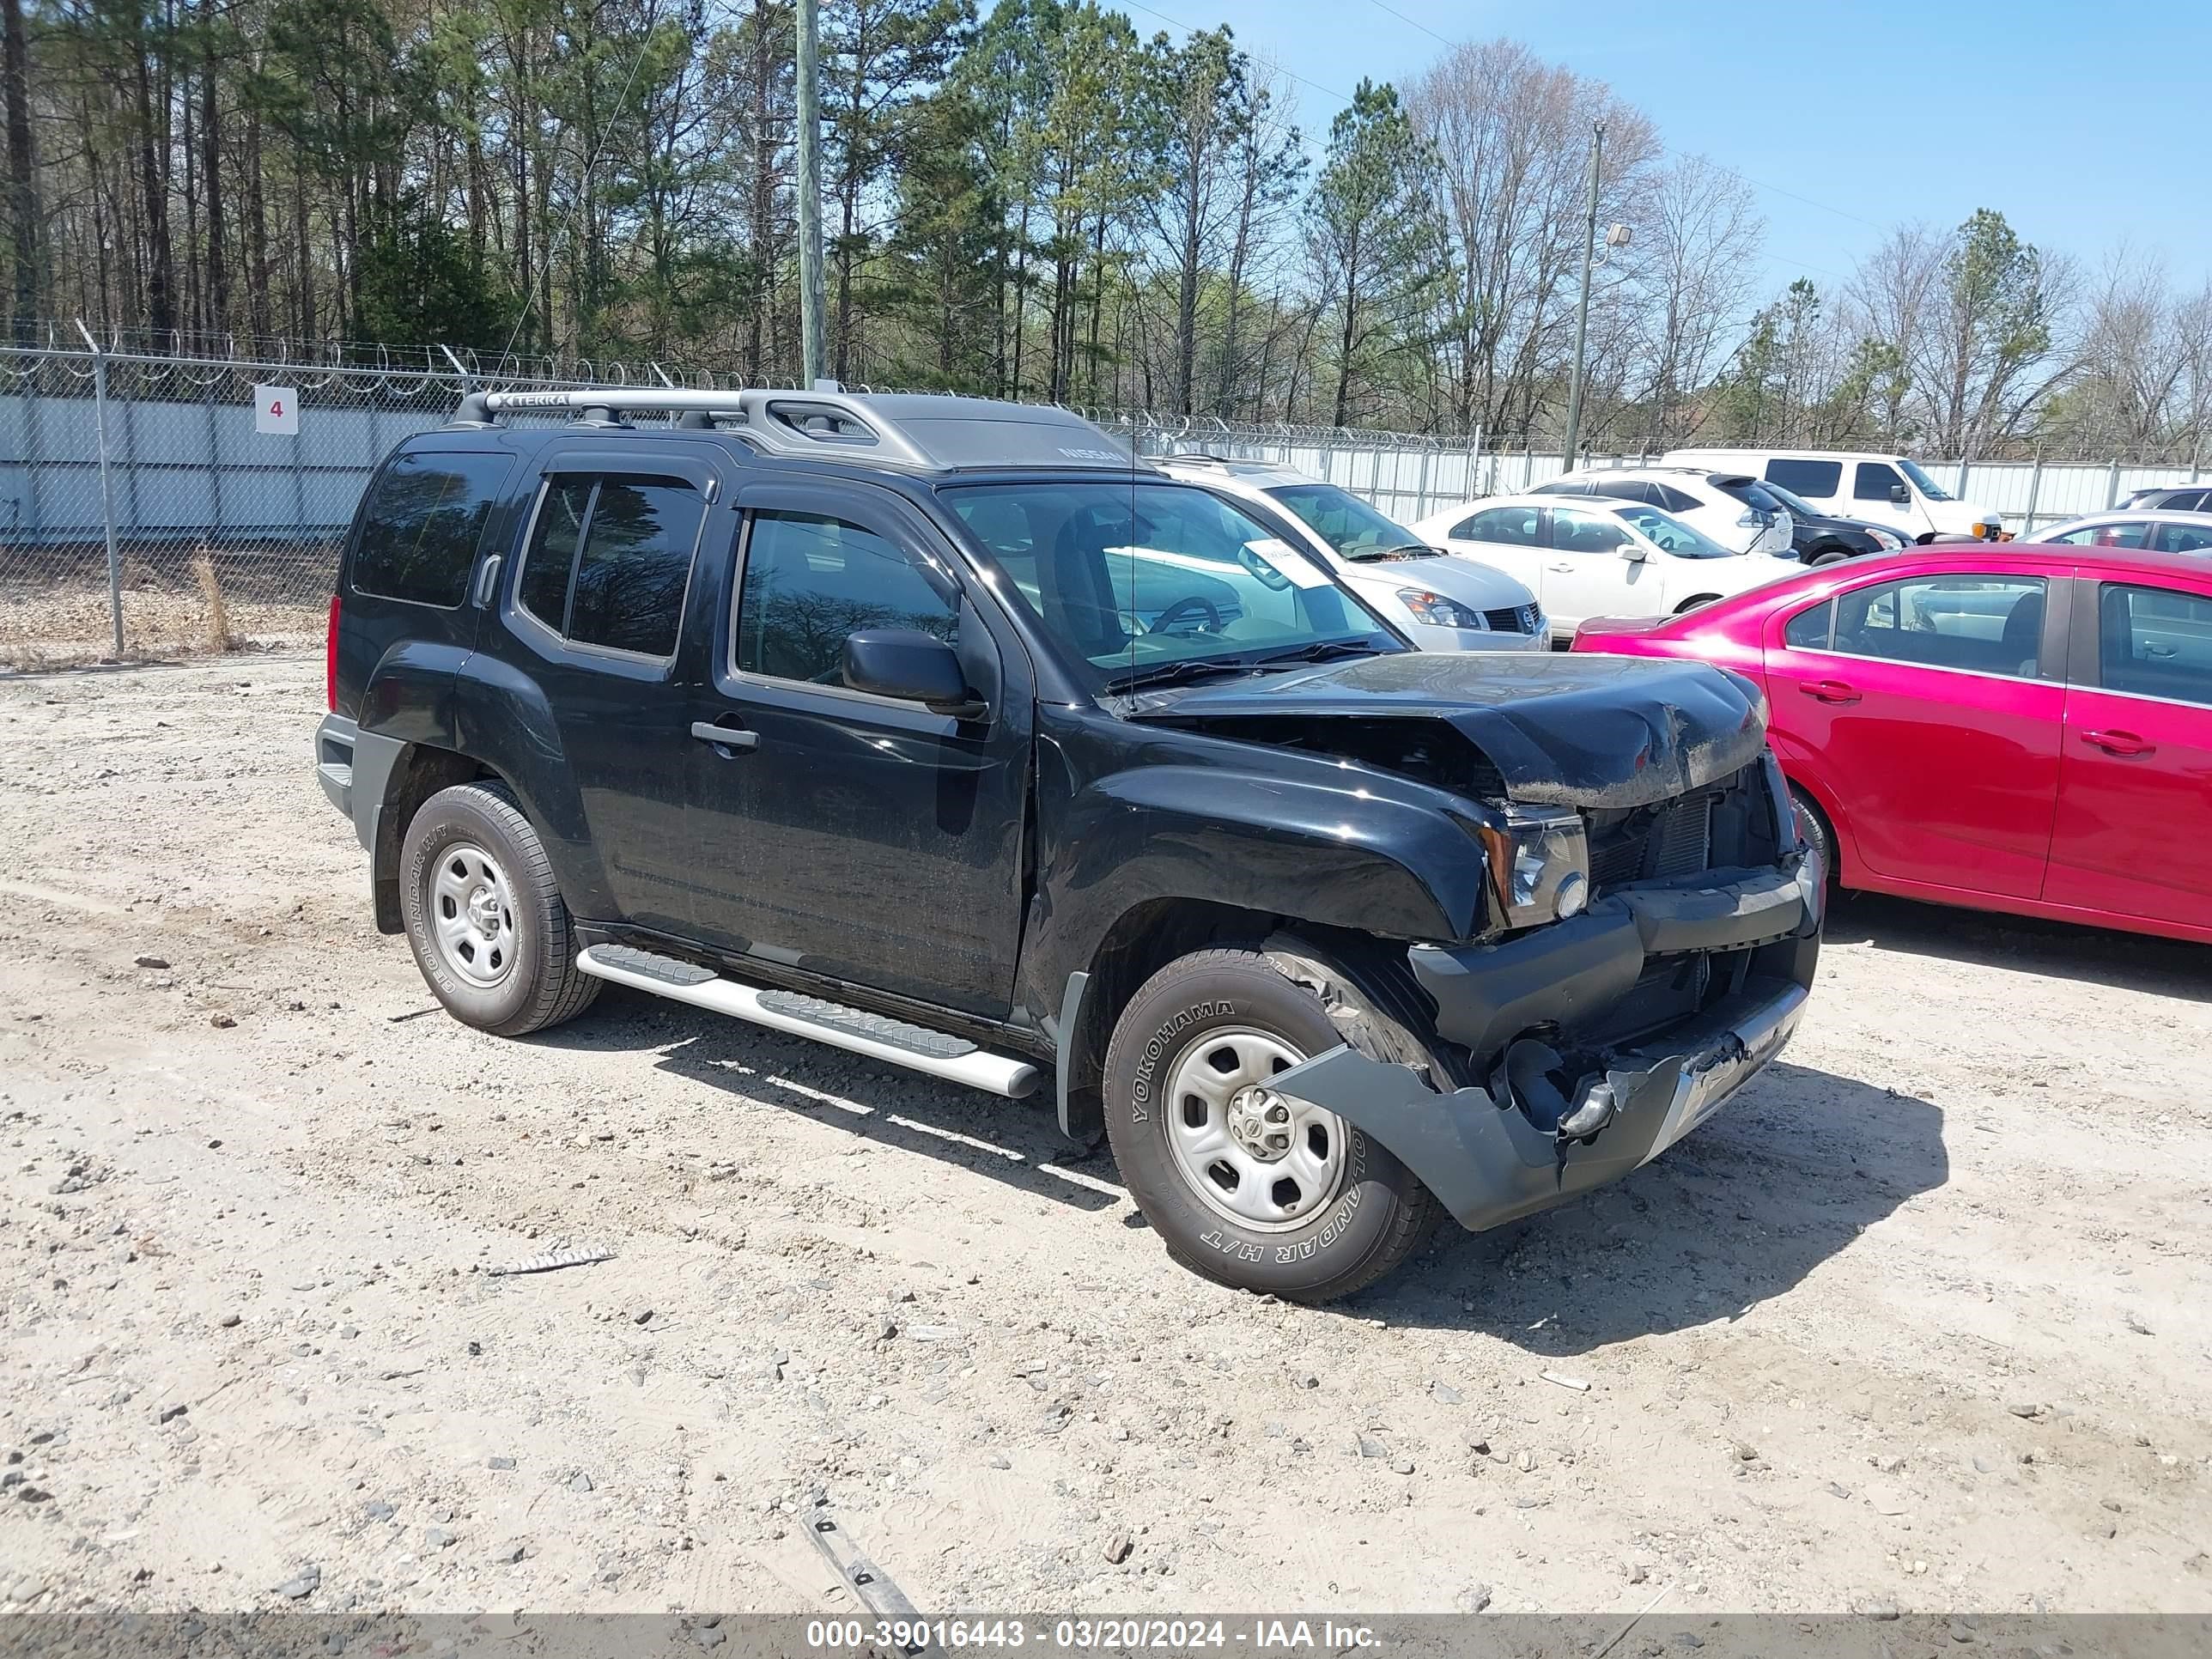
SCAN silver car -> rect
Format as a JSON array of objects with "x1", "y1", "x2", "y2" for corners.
[
  {"x1": 2038, "y1": 511, "x2": 2212, "y2": 554},
  {"x1": 1161, "y1": 456, "x2": 1547, "y2": 652}
]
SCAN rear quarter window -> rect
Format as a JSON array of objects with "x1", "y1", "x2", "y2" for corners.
[
  {"x1": 1784, "y1": 599, "x2": 1833, "y2": 650},
  {"x1": 349, "y1": 451, "x2": 511, "y2": 607},
  {"x1": 1765, "y1": 459, "x2": 1843, "y2": 500}
]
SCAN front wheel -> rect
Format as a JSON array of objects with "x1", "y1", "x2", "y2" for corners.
[
  {"x1": 1673, "y1": 593, "x2": 1722, "y2": 614},
  {"x1": 1102, "y1": 945, "x2": 1440, "y2": 1302},
  {"x1": 398, "y1": 781, "x2": 601, "y2": 1036}
]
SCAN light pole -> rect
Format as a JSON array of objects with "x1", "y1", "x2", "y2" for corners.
[
  {"x1": 1559, "y1": 120, "x2": 1606, "y2": 468},
  {"x1": 795, "y1": 0, "x2": 827, "y2": 387}
]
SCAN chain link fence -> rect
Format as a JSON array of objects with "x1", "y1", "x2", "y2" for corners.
[
  {"x1": 6, "y1": 337, "x2": 2208, "y2": 670},
  {"x1": 1097, "y1": 410, "x2": 2209, "y2": 537},
  {"x1": 0, "y1": 337, "x2": 683, "y2": 669}
]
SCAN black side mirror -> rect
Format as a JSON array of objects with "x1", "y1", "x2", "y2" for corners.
[
  {"x1": 842, "y1": 628, "x2": 984, "y2": 719},
  {"x1": 1889, "y1": 483, "x2": 1911, "y2": 506}
]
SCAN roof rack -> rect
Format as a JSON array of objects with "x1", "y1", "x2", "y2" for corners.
[{"x1": 448, "y1": 385, "x2": 1141, "y2": 474}]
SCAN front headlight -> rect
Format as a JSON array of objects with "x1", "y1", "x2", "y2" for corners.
[
  {"x1": 1398, "y1": 588, "x2": 1486, "y2": 630},
  {"x1": 1868, "y1": 528, "x2": 1902, "y2": 550},
  {"x1": 1476, "y1": 805, "x2": 1590, "y2": 929}
]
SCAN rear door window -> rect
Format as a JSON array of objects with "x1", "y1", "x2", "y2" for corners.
[
  {"x1": 516, "y1": 474, "x2": 706, "y2": 659},
  {"x1": 2153, "y1": 520, "x2": 2212, "y2": 555},
  {"x1": 1766, "y1": 459, "x2": 1843, "y2": 499},
  {"x1": 1654, "y1": 483, "x2": 1703, "y2": 514},
  {"x1": 1833, "y1": 574, "x2": 2047, "y2": 678},
  {"x1": 2099, "y1": 583, "x2": 2212, "y2": 706},
  {"x1": 349, "y1": 451, "x2": 511, "y2": 607}
]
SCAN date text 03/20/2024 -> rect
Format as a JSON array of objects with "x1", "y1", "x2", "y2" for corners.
[{"x1": 803, "y1": 1619, "x2": 1383, "y2": 1650}]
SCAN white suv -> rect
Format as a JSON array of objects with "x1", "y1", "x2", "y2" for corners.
[
  {"x1": 1160, "y1": 456, "x2": 1547, "y2": 652},
  {"x1": 1663, "y1": 447, "x2": 2003, "y2": 542},
  {"x1": 1533, "y1": 466, "x2": 1796, "y2": 558}
]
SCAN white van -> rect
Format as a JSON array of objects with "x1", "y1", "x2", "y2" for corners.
[{"x1": 1662, "y1": 447, "x2": 2002, "y2": 542}]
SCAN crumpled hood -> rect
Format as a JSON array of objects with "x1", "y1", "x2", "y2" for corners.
[{"x1": 1130, "y1": 651, "x2": 1768, "y2": 810}]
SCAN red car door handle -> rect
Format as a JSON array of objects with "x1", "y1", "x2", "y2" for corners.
[
  {"x1": 2081, "y1": 728, "x2": 2154, "y2": 757},
  {"x1": 1800, "y1": 679, "x2": 1861, "y2": 705}
]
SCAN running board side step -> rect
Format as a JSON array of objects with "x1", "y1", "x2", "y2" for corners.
[{"x1": 575, "y1": 945, "x2": 1041, "y2": 1099}]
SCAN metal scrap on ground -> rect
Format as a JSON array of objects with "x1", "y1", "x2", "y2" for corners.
[
  {"x1": 488, "y1": 1246, "x2": 617, "y2": 1277},
  {"x1": 808, "y1": 1505, "x2": 927, "y2": 1644}
]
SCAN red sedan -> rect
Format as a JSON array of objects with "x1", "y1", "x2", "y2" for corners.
[{"x1": 1571, "y1": 544, "x2": 2212, "y2": 945}]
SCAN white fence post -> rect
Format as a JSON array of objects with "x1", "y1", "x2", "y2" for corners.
[{"x1": 74, "y1": 319, "x2": 124, "y2": 659}]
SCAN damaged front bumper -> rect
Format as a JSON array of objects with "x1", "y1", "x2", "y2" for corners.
[{"x1": 1271, "y1": 852, "x2": 1823, "y2": 1233}]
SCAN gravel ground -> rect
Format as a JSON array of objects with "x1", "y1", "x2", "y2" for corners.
[{"x1": 2, "y1": 654, "x2": 2209, "y2": 1621}]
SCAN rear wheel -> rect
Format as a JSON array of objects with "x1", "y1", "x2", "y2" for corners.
[
  {"x1": 399, "y1": 781, "x2": 600, "y2": 1036},
  {"x1": 1790, "y1": 784, "x2": 1840, "y2": 891},
  {"x1": 1674, "y1": 593, "x2": 1722, "y2": 614},
  {"x1": 1102, "y1": 943, "x2": 1441, "y2": 1302}
]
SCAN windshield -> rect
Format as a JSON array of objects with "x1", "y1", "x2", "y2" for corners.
[
  {"x1": 1612, "y1": 504, "x2": 1738, "y2": 559},
  {"x1": 943, "y1": 480, "x2": 1399, "y2": 692},
  {"x1": 1735, "y1": 481, "x2": 1790, "y2": 516},
  {"x1": 1264, "y1": 482, "x2": 1423, "y2": 561},
  {"x1": 1757, "y1": 479, "x2": 1821, "y2": 518},
  {"x1": 1899, "y1": 459, "x2": 1952, "y2": 501}
]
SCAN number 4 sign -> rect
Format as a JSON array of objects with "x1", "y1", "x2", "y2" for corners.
[{"x1": 254, "y1": 385, "x2": 300, "y2": 436}]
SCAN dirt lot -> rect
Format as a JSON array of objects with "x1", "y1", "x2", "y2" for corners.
[{"x1": 2, "y1": 653, "x2": 2209, "y2": 1621}]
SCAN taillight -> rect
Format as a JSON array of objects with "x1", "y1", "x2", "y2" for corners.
[{"x1": 325, "y1": 592, "x2": 342, "y2": 711}]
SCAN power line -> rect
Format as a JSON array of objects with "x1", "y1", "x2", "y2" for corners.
[
  {"x1": 1349, "y1": 0, "x2": 1890, "y2": 238},
  {"x1": 1127, "y1": 0, "x2": 1862, "y2": 298},
  {"x1": 497, "y1": 24, "x2": 663, "y2": 363},
  {"x1": 1120, "y1": 0, "x2": 1353, "y2": 105}
]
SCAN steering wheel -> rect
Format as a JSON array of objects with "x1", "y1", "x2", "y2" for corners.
[{"x1": 1149, "y1": 595, "x2": 1223, "y2": 635}]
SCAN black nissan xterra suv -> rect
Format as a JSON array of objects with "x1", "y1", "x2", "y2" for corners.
[{"x1": 316, "y1": 386, "x2": 1823, "y2": 1302}]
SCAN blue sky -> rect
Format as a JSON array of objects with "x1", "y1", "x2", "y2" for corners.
[{"x1": 1101, "y1": 0, "x2": 2209, "y2": 303}]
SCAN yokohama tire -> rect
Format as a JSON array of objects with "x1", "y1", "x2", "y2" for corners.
[
  {"x1": 1790, "y1": 783, "x2": 1840, "y2": 892},
  {"x1": 398, "y1": 781, "x2": 601, "y2": 1037},
  {"x1": 1102, "y1": 943, "x2": 1442, "y2": 1302}
]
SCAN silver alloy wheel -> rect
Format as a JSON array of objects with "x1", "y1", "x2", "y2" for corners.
[
  {"x1": 429, "y1": 841, "x2": 520, "y2": 989},
  {"x1": 1164, "y1": 1026, "x2": 1347, "y2": 1232}
]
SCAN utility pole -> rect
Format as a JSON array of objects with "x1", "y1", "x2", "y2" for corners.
[
  {"x1": 1560, "y1": 119, "x2": 1604, "y2": 469},
  {"x1": 795, "y1": 0, "x2": 827, "y2": 386}
]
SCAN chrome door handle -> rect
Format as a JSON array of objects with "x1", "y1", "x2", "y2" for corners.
[{"x1": 690, "y1": 720, "x2": 760, "y2": 751}]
